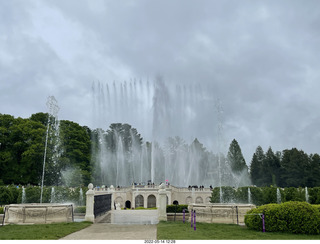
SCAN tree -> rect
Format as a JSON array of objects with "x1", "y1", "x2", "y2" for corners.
[
  {"x1": 261, "y1": 147, "x2": 281, "y2": 186},
  {"x1": 280, "y1": 148, "x2": 309, "y2": 187},
  {"x1": 227, "y1": 139, "x2": 250, "y2": 186},
  {"x1": 250, "y1": 146, "x2": 265, "y2": 186}
]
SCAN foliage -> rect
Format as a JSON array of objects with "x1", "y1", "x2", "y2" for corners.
[
  {"x1": 74, "y1": 206, "x2": 86, "y2": 213},
  {"x1": 0, "y1": 113, "x2": 92, "y2": 186},
  {"x1": 227, "y1": 139, "x2": 250, "y2": 186},
  {"x1": 0, "y1": 186, "x2": 86, "y2": 205},
  {"x1": 0, "y1": 207, "x2": 4, "y2": 214},
  {"x1": 250, "y1": 146, "x2": 320, "y2": 188},
  {"x1": 210, "y1": 186, "x2": 320, "y2": 206},
  {"x1": 0, "y1": 222, "x2": 92, "y2": 240},
  {"x1": 245, "y1": 201, "x2": 320, "y2": 234},
  {"x1": 166, "y1": 204, "x2": 189, "y2": 213}
]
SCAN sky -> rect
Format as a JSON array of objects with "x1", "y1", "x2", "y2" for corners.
[{"x1": 1, "y1": 0, "x2": 320, "y2": 164}]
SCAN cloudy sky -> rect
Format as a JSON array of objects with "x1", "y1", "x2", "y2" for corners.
[{"x1": 1, "y1": 0, "x2": 320, "y2": 163}]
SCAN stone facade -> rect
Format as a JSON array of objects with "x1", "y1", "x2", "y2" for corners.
[{"x1": 94, "y1": 185, "x2": 213, "y2": 209}]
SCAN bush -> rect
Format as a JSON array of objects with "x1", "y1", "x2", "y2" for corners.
[
  {"x1": 0, "y1": 207, "x2": 4, "y2": 214},
  {"x1": 74, "y1": 206, "x2": 86, "y2": 213},
  {"x1": 245, "y1": 201, "x2": 320, "y2": 234},
  {"x1": 167, "y1": 205, "x2": 188, "y2": 213}
]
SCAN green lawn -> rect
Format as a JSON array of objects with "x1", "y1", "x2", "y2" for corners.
[
  {"x1": 0, "y1": 222, "x2": 92, "y2": 240},
  {"x1": 157, "y1": 221, "x2": 320, "y2": 240}
]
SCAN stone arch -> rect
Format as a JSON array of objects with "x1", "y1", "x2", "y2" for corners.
[
  {"x1": 147, "y1": 194, "x2": 156, "y2": 208},
  {"x1": 196, "y1": 196, "x2": 203, "y2": 203},
  {"x1": 135, "y1": 194, "x2": 144, "y2": 208},
  {"x1": 186, "y1": 196, "x2": 193, "y2": 204},
  {"x1": 173, "y1": 200, "x2": 179, "y2": 205},
  {"x1": 125, "y1": 200, "x2": 131, "y2": 209},
  {"x1": 115, "y1": 196, "x2": 123, "y2": 208}
]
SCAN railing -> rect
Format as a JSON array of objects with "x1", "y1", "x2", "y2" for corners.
[{"x1": 94, "y1": 194, "x2": 111, "y2": 217}]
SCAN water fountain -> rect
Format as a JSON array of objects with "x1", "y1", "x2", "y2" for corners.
[
  {"x1": 220, "y1": 187, "x2": 223, "y2": 203},
  {"x1": 50, "y1": 187, "x2": 55, "y2": 203},
  {"x1": 277, "y1": 188, "x2": 281, "y2": 204},
  {"x1": 305, "y1": 186, "x2": 309, "y2": 203},
  {"x1": 21, "y1": 187, "x2": 26, "y2": 204},
  {"x1": 91, "y1": 78, "x2": 242, "y2": 188},
  {"x1": 79, "y1": 188, "x2": 84, "y2": 206},
  {"x1": 248, "y1": 187, "x2": 252, "y2": 204},
  {"x1": 40, "y1": 96, "x2": 60, "y2": 203},
  {"x1": 4, "y1": 96, "x2": 72, "y2": 225}
]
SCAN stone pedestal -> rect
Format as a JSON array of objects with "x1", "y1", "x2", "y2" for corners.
[
  {"x1": 85, "y1": 183, "x2": 95, "y2": 222},
  {"x1": 158, "y1": 183, "x2": 167, "y2": 221},
  {"x1": 109, "y1": 185, "x2": 115, "y2": 210}
]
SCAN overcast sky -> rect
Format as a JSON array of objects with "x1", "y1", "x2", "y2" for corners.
[{"x1": 1, "y1": 0, "x2": 320, "y2": 164}]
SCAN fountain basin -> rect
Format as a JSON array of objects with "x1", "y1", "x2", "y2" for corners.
[
  {"x1": 188, "y1": 203, "x2": 256, "y2": 225},
  {"x1": 3, "y1": 203, "x2": 73, "y2": 225}
]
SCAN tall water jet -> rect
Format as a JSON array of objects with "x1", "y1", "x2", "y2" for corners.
[
  {"x1": 220, "y1": 187, "x2": 223, "y2": 203},
  {"x1": 305, "y1": 186, "x2": 309, "y2": 203},
  {"x1": 277, "y1": 188, "x2": 281, "y2": 204},
  {"x1": 248, "y1": 187, "x2": 252, "y2": 204},
  {"x1": 40, "y1": 96, "x2": 60, "y2": 203},
  {"x1": 91, "y1": 79, "x2": 240, "y2": 187},
  {"x1": 79, "y1": 188, "x2": 83, "y2": 206},
  {"x1": 21, "y1": 187, "x2": 26, "y2": 204},
  {"x1": 50, "y1": 187, "x2": 55, "y2": 203}
]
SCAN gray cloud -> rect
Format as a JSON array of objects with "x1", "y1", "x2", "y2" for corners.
[{"x1": 1, "y1": 0, "x2": 320, "y2": 163}]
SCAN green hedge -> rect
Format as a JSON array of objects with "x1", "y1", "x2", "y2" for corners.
[
  {"x1": 0, "y1": 207, "x2": 4, "y2": 214},
  {"x1": 0, "y1": 185, "x2": 87, "y2": 205},
  {"x1": 74, "y1": 206, "x2": 86, "y2": 213},
  {"x1": 245, "y1": 201, "x2": 320, "y2": 234},
  {"x1": 210, "y1": 186, "x2": 319, "y2": 205},
  {"x1": 167, "y1": 204, "x2": 189, "y2": 213}
]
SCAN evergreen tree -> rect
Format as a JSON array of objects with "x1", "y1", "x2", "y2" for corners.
[
  {"x1": 280, "y1": 148, "x2": 309, "y2": 187},
  {"x1": 250, "y1": 146, "x2": 265, "y2": 186},
  {"x1": 227, "y1": 139, "x2": 250, "y2": 186},
  {"x1": 262, "y1": 147, "x2": 281, "y2": 186}
]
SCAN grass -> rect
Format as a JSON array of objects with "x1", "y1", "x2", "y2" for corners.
[
  {"x1": 157, "y1": 221, "x2": 320, "y2": 240},
  {"x1": 0, "y1": 221, "x2": 92, "y2": 240}
]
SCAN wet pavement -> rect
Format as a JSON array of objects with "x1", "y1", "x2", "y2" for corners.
[{"x1": 60, "y1": 210, "x2": 159, "y2": 240}]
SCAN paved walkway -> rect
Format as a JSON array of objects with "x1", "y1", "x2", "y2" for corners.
[{"x1": 60, "y1": 210, "x2": 158, "y2": 240}]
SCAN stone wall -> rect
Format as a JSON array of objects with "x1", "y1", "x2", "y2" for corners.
[
  {"x1": 4, "y1": 204, "x2": 73, "y2": 225},
  {"x1": 188, "y1": 203, "x2": 256, "y2": 225}
]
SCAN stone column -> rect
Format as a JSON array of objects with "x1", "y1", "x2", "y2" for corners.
[
  {"x1": 158, "y1": 183, "x2": 167, "y2": 221},
  {"x1": 85, "y1": 183, "x2": 95, "y2": 222},
  {"x1": 109, "y1": 185, "x2": 115, "y2": 210}
]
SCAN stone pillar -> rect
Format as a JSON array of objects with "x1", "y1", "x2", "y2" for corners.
[
  {"x1": 109, "y1": 185, "x2": 115, "y2": 210},
  {"x1": 158, "y1": 183, "x2": 167, "y2": 221},
  {"x1": 144, "y1": 193, "x2": 148, "y2": 208},
  {"x1": 85, "y1": 183, "x2": 95, "y2": 222}
]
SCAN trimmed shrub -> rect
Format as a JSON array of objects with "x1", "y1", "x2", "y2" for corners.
[
  {"x1": 0, "y1": 207, "x2": 4, "y2": 214},
  {"x1": 167, "y1": 204, "x2": 188, "y2": 213},
  {"x1": 74, "y1": 206, "x2": 86, "y2": 213},
  {"x1": 245, "y1": 201, "x2": 320, "y2": 234}
]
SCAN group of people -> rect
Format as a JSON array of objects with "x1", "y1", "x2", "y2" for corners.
[{"x1": 188, "y1": 185, "x2": 206, "y2": 191}]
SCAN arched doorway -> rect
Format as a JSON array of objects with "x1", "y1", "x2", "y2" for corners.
[
  {"x1": 135, "y1": 195, "x2": 144, "y2": 208},
  {"x1": 147, "y1": 194, "x2": 156, "y2": 208},
  {"x1": 125, "y1": 200, "x2": 131, "y2": 209},
  {"x1": 115, "y1": 196, "x2": 123, "y2": 208},
  {"x1": 196, "y1": 196, "x2": 203, "y2": 203},
  {"x1": 186, "y1": 196, "x2": 193, "y2": 204},
  {"x1": 173, "y1": 200, "x2": 179, "y2": 205}
]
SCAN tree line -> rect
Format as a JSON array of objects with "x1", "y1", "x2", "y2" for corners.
[
  {"x1": 1, "y1": 112, "x2": 319, "y2": 188},
  {"x1": 250, "y1": 145, "x2": 320, "y2": 187}
]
